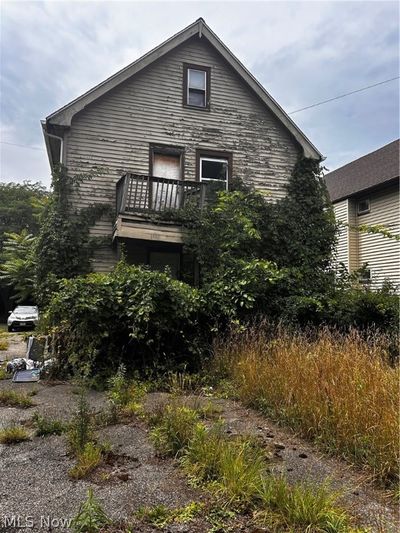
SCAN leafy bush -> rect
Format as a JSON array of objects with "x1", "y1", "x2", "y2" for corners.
[{"x1": 45, "y1": 262, "x2": 203, "y2": 376}]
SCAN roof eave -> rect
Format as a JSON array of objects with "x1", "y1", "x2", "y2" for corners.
[{"x1": 330, "y1": 175, "x2": 399, "y2": 203}]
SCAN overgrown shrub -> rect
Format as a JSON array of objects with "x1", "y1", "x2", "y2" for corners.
[{"x1": 44, "y1": 263, "x2": 203, "y2": 376}]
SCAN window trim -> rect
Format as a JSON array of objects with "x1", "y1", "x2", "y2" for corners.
[
  {"x1": 183, "y1": 63, "x2": 211, "y2": 110},
  {"x1": 357, "y1": 199, "x2": 370, "y2": 215},
  {"x1": 196, "y1": 149, "x2": 232, "y2": 190},
  {"x1": 149, "y1": 143, "x2": 185, "y2": 180}
]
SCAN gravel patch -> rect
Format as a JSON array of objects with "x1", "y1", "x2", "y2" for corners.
[
  {"x1": 145, "y1": 393, "x2": 398, "y2": 533},
  {"x1": 0, "y1": 386, "x2": 205, "y2": 532}
]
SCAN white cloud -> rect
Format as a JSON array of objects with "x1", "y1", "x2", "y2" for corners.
[{"x1": 0, "y1": 0, "x2": 398, "y2": 186}]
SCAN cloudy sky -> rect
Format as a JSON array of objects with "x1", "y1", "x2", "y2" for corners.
[{"x1": 1, "y1": 0, "x2": 399, "y2": 187}]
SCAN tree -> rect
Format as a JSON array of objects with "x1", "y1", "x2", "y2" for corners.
[
  {"x1": 0, "y1": 181, "x2": 48, "y2": 250},
  {"x1": 0, "y1": 230, "x2": 36, "y2": 302},
  {"x1": 269, "y1": 157, "x2": 337, "y2": 271}
]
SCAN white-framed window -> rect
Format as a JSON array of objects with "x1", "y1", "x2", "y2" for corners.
[
  {"x1": 357, "y1": 199, "x2": 370, "y2": 215},
  {"x1": 199, "y1": 156, "x2": 229, "y2": 190},
  {"x1": 184, "y1": 64, "x2": 210, "y2": 109}
]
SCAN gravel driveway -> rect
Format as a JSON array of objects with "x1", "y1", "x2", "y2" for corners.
[{"x1": 0, "y1": 334, "x2": 397, "y2": 532}]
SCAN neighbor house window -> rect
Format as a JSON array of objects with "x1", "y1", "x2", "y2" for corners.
[
  {"x1": 359, "y1": 267, "x2": 372, "y2": 285},
  {"x1": 197, "y1": 150, "x2": 231, "y2": 190},
  {"x1": 183, "y1": 64, "x2": 210, "y2": 109},
  {"x1": 357, "y1": 199, "x2": 370, "y2": 215}
]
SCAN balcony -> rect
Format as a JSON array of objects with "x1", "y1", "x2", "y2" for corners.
[
  {"x1": 116, "y1": 173, "x2": 206, "y2": 214},
  {"x1": 114, "y1": 173, "x2": 206, "y2": 244}
]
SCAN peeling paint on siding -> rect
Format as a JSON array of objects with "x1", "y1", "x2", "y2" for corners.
[{"x1": 65, "y1": 36, "x2": 302, "y2": 271}]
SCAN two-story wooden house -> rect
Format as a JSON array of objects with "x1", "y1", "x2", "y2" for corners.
[{"x1": 42, "y1": 18, "x2": 321, "y2": 277}]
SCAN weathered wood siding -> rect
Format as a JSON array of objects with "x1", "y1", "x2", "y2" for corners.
[
  {"x1": 333, "y1": 185, "x2": 400, "y2": 290},
  {"x1": 357, "y1": 185, "x2": 399, "y2": 290},
  {"x1": 64, "y1": 35, "x2": 302, "y2": 271}
]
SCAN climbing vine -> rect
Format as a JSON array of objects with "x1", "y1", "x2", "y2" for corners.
[{"x1": 35, "y1": 164, "x2": 112, "y2": 305}]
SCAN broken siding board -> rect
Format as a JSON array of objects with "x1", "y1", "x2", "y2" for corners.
[{"x1": 65, "y1": 36, "x2": 301, "y2": 270}]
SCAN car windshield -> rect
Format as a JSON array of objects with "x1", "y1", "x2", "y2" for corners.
[{"x1": 14, "y1": 306, "x2": 37, "y2": 313}]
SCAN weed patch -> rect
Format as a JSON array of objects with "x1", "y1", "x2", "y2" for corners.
[
  {"x1": 71, "y1": 488, "x2": 110, "y2": 533},
  {"x1": 69, "y1": 442, "x2": 103, "y2": 479},
  {"x1": 0, "y1": 389, "x2": 35, "y2": 408},
  {"x1": 148, "y1": 402, "x2": 354, "y2": 532},
  {"x1": 214, "y1": 327, "x2": 399, "y2": 485},
  {"x1": 33, "y1": 412, "x2": 65, "y2": 436},
  {"x1": 0, "y1": 338, "x2": 9, "y2": 351},
  {"x1": 136, "y1": 501, "x2": 204, "y2": 529},
  {"x1": 0, "y1": 424, "x2": 30, "y2": 444}
]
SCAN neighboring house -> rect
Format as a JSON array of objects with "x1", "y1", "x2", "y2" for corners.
[
  {"x1": 42, "y1": 18, "x2": 321, "y2": 277},
  {"x1": 325, "y1": 140, "x2": 400, "y2": 290}
]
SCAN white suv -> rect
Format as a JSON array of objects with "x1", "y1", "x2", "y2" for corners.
[{"x1": 7, "y1": 305, "x2": 39, "y2": 332}]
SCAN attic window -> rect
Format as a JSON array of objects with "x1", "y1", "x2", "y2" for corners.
[
  {"x1": 357, "y1": 199, "x2": 370, "y2": 215},
  {"x1": 183, "y1": 64, "x2": 210, "y2": 109}
]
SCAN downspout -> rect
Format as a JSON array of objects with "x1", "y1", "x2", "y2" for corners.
[{"x1": 44, "y1": 130, "x2": 64, "y2": 165}]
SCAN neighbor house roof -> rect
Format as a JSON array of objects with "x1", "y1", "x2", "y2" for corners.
[
  {"x1": 324, "y1": 140, "x2": 400, "y2": 203},
  {"x1": 43, "y1": 18, "x2": 321, "y2": 160}
]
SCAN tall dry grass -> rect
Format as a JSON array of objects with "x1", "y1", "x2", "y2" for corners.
[{"x1": 214, "y1": 327, "x2": 399, "y2": 485}]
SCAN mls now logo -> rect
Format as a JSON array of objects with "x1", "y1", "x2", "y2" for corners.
[
  {"x1": 41, "y1": 516, "x2": 72, "y2": 528},
  {"x1": 1, "y1": 516, "x2": 34, "y2": 528}
]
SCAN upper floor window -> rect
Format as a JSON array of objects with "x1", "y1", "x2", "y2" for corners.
[
  {"x1": 357, "y1": 199, "x2": 370, "y2": 215},
  {"x1": 197, "y1": 150, "x2": 231, "y2": 191},
  {"x1": 183, "y1": 64, "x2": 210, "y2": 109}
]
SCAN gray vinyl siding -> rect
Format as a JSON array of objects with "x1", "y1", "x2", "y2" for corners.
[
  {"x1": 64, "y1": 35, "x2": 301, "y2": 271},
  {"x1": 333, "y1": 185, "x2": 400, "y2": 290},
  {"x1": 357, "y1": 186, "x2": 399, "y2": 290}
]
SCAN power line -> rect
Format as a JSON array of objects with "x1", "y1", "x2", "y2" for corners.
[
  {"x1": 288, "y1": 76, "x2": 399, "y2": 114},
  {"x1": 0, "y1": 141, "x2": 45, "y2": 151},
  {"x1": 0, "y1": 75, "x2": 398, "y2": 152}
]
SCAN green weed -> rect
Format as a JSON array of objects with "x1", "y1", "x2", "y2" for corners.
[
  {"x1": 136, "y1": 501, "x2": 203, "y2": 529},
  {"x1": 0, "y1": 389, "x2": 35, "y2": 408},
  {"x1": 0, "y1": 424, "x2": 30, "y2": 444},
  {"x1": 33, "y1": 412, "x2": 65, "y2": 436},
  {"x1": 71, "y1": 488, "x2": 110, "y2": 532},
  {"x1": 69, "y1": 442, "x2": 102, "y2": 479}
]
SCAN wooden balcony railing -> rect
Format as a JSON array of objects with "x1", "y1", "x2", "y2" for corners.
[{"x1": 116, "y1": 173, "x2": 206, "y2": 214}]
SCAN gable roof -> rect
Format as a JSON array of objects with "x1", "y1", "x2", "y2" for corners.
[
  {"x1": 324, "y1": 140, "x2": 400, "y2": 203},
  {"x1": 44, "y1": 18, "x2": 321, "y2": 160}
]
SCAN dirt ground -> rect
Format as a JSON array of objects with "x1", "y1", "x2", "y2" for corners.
[{"x1": 0, "y1": 335, "x2": 398, "y2": 532}]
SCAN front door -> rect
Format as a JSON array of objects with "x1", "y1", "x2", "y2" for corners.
[{"x1": 152, "y1": 153, "x2": 181, "y2": 210}]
